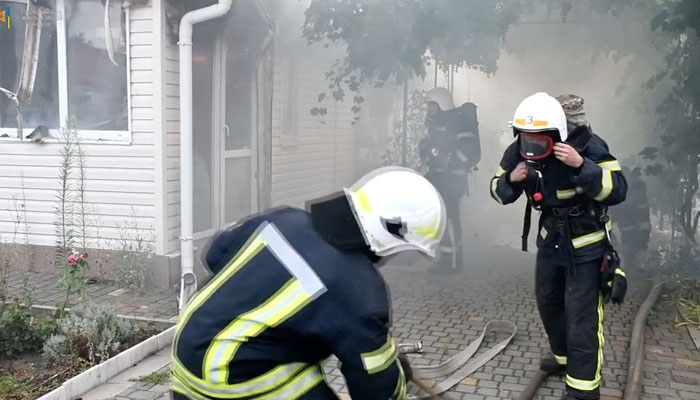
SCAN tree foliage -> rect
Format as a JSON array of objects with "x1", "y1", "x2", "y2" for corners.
[{"x1": 302, "y1": 0, "x2": 523, "y2": 113}]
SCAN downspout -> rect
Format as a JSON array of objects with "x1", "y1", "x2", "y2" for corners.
[{"x1": 178, "y1": 0, "x2": 233, "y2": 312}]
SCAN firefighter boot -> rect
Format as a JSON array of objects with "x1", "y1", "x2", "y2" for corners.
[{"x1": 540, "y1": 357, "x2": 566, "y2": 376}]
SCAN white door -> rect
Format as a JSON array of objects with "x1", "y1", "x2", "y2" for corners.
[{"x1": 218, "y1": 37, "x2": 258, "y2": 227}]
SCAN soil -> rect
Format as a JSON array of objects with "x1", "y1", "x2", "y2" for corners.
[{"x1": 0, "y1": 326, "x2": 161, "y2": 400}]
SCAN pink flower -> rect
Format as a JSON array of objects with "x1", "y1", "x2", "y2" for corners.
[{"x1": 66, "y1": 250, "x2": 88, "y2": 266}]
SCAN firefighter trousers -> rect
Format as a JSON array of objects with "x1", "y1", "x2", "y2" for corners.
[
  {"x1": 425, "y1": 170, "x2": 466, "y2": 271},
  {"x1": 535, "y1": 246, "x2": 604, "y2": 399}
]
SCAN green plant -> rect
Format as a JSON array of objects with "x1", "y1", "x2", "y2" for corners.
[
  {"x1": 53, "y1": 119, "x2": 94, "y2": 317},
  {"x1": 0, "y1": 375, "x2": 31, "y2": 400},
  {"x1": 114, "y1": 213, "x2": 154, "y2": 292},
  {"x1": 382, "y1": 89, "x2": 427, "y2": 169},
  {"x1": 131, "y1": 371, "x2": 170, "y2": 385},
  {"x1": 43, "y1": 303, "x2": 135, "y2": 367},
  {"x1": 0, "y1": 297, "x2": 52, "y2": 358}
]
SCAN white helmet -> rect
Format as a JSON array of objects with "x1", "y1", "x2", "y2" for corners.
[
  {"x1": 344, "y1": 167, "x2": 447, "y2": 258},
  {"x1": 425, "y1": 87, "x2": 456, "y2": 112},
  {"x1": 512, "y1": 92, "x2": 568, "y2": 141}
]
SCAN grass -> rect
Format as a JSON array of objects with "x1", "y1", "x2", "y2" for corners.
[{"x1": 131, "y1": 370, "x2": 170, "y2": 385}]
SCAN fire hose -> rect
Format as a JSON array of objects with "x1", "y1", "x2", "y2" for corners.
[{"x1": 398, "y1": 320, "x2": 517, "y2": 399}]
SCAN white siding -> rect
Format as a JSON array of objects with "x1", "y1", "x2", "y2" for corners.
[
  {"x1": 270, "y1": 56, "x2": 358, "y2": 208},
  {"x1": 0, "y1": 3, "x2": 158, "y2": 249}
]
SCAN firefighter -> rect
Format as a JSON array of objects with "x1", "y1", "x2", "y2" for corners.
[
  {"x1": 419, "y1": 87, "x2": 481, "y2": 274},
  {"x1": 171, "y1": 167, "x2": 447, "y2": 400},
  {"x1": 490, "y1": 93, "x2": 627, "y2": 400},
  {"x1": 614, "y1": 165, "x2": 651, "y2": 272}
]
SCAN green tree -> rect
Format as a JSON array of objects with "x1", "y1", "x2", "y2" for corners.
[{"x1": 302, "y1": 0, "x2": 524, "y2": 112}]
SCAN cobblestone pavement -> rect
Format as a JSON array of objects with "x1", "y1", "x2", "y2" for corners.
[
  {"x1": 81, "y1": 240, "x2": 699, "y2": 400},
  {"x1": 4, "y1": 265, "x2": 178, "y2": 320}
]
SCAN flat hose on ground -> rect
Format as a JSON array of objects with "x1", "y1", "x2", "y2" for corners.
[
  {"x1": 623, "y1": 279, "x2": 664, "y2": 400},
  {"x1": 399, "y1": 320, "x2": 517, "y2": 399}
]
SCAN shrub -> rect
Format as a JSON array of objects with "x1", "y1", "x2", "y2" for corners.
[
  {"x1": 0, "y1": 299, "x2": 54, "y2": 358},
  {"x1": 43, "y1": 303, "x2": 135, "y2": 366}
]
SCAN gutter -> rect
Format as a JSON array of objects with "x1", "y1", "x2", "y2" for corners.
[{"x1": 178, "y1": 0, "x2": 234, "y2": 312}]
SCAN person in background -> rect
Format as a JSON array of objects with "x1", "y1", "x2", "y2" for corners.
[{"x1": 419, "y1": 87, "x2": 481, "y2": 274}]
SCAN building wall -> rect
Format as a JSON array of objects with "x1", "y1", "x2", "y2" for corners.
[
  {"x1": 0, "y1": 3, "x2": 159, "y2": 249},
  {"x1": 270, "y1": 55, "x2": 359, "y2": 208}
]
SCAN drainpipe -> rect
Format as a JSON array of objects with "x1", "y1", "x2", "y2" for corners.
[{"x1": 178, "y1": 0, "x2": 233, "y2": 313}]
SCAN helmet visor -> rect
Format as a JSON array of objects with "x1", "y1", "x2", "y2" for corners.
[{"x1": 518, "y1": 131, "x2": 554, "y2": 160}]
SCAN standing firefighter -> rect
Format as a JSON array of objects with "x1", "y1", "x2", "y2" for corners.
[
  {"x1": 419, "y1": 87, "x2": 481, "y2": 274},
  {"x1": 171, "y1": 167, "x2": 447, "y2": 400},
  {"x1": 490, "y1": 93, "x2": 627, "y2": 400}
]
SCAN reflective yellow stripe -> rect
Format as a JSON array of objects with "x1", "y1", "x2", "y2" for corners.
[
  {"x1": 596, "y1": 295, "x2": 604, "y2": 384},
  {"x1": 540, "y1": 227, "x2": 548, "y2": 240},
  {"x1": 172, "y1": 377, "x2": 211, "y2": 400},
  {"x1": 173, "y1": 234, "x2": 267, "y2": 372},
  {"x1": 556, "y1": 189, "x2": 577, "y2": 200},
  {"x1": 598, "y1": 160, "x2": 622, "y2": 172},
  {"x1": 354, "y1": 190, "x2": 373, "y2": 213},
  {"x1": 491, "y1": 177, "x2": 504, "y2": 204},
  {"x1": 414, "y1": 218, "x2": 441, "y2": 239},
  {"x1": 496, "y1": 166, "x2": 506, "y2": 177},
  {"x1": 256, "y1": 365, "x2": 324, "y2": 400},
  {"x1": 566, "y1": 374, "x2": 601, "y2": 391},
  {"x1": 566, "y1": 295, "x2": 604, "y2": 391},
  {"x1": 173, "y1": 360, "x2": 308, "y2": 398},
  {"x1": 554, "y1": 354, "x2": 567, "y2": 365},
  {"x1": 393, "y1": 359, "x2": 408, "y2": 399},
  {"x1": 615, "y1": 268, "x2": 626, "y2": 277},
  {"x1": 594, "y1": 168, "x2": 613, "y2": 201},
  {"x1": 205, "y1": 279, "x2": 316, "y2": 383},
  {"x1": 572, "y1": 230, "x2": 606, "y2": 249},
  {"x1": 361, "y1": 335, "x2": 398, "y2": 374}
]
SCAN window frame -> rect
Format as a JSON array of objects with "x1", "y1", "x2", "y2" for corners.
[{"x1": 0, "y1": 0, "x2": 132, "y2": 144}]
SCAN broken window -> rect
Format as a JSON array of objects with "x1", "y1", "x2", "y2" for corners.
[
  {"x1": 0, "y1": 0, "x2": 129, "y2": 141},
  {"x1": 0, "y1": 0, "x2": 59, "y2": 133},
  {"x1": 66, "y1": 0, "x2": 128, "y2": 131}
]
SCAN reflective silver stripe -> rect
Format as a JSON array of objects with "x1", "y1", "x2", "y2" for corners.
[
  {"x1": 361, "y1": 336, "x2": 398, "y2": 374},
  {"x1": 456, "y1": 151, "x2": 468, "y2": 162},
  {"x1": 439, "y1": 246, "x2": 453, "y2": 253},
  {"x1": 260, "y1": 223, "x2": 327, "y2": 297},
  {"x1": 456, "y1": 131, "x2": 475, "y2": 139},
  {"x1": 554, "y1": 354, "x2": 567, "y2": 365},
  {"x1": 491, "y1": 177, "x2": 504, "y2": 204},
  {"x1": 539, "y1": 227, "x2": 548, "y2": 240},
  {"x1": 175, "y1": 355, "x2": 309, "y2": 397},
  {"x1": 256, "y1": 365, "x2": 324, "y2": 400},
  {"x1": 572, "y1": 230, "x2": 606, "y2": 249},
  {"x1": 556, "y1": 189, "x2": 576, "y2": 200}
]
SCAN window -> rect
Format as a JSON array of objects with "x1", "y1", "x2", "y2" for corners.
[{"x1": 0, "y1": 0, "x2": 130, "y2": 142}]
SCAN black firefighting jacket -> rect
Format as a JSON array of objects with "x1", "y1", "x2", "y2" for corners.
[
  {"x1": 490, "y1": 126, "x2": 627, "y2": 261},
  {"x1": 419, "y1": 103, "x2": 481, "y2": 175},
  {"x1": 172, "y1": 207, "x2": 407, "y2": 400}
]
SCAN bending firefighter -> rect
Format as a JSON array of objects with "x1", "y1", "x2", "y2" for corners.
[
  {"x1": 490, "y1": 93, "x2": 627, "y2": 400},
  {"x1": 171, "y1": 167, "x2": 447, "y2": 400},
  {"x1": 419, "y1": 87, "x2": 481, "y2": 274}
]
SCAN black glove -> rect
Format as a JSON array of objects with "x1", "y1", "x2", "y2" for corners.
[
  {"x1": 398, "y1": 354, "x2": 413, "y2": 382},
  {"x1": 611, "y1": 271, "x2": 627, "y2": 305}
]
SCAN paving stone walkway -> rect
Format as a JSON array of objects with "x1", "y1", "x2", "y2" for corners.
[
  {"x1": 4, "y1": 264, "x2": 178, "y2": 321},
  {"x1": 77, "y1": 240, "x2": 699, "y2": 400}
]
